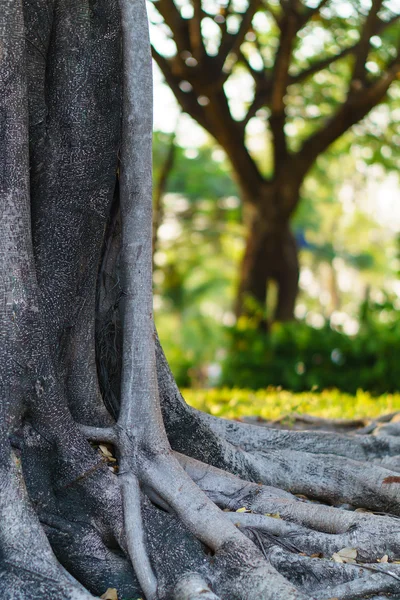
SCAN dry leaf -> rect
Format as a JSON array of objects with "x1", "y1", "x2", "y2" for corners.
[
  {"x1": 338, "y1": 547, "x2": 357, "y2": 559},
  {"x1": 101, "y1": 589, "x2": 118, "y2": 600},
  {"x1": 332, "y1": 553, "x2": 344, "y2": 563},
  {"x1": 99, "y1": 444, "x2": 113, "y2": 458},
  {"x1": 236, "y1": 507, "x2": 249, "y2": 513},
  {"x1": 265, "y1": 512, "x2": 280, "y2": 519},
  {"x1": 378, "y1": 554, "x2": 389, "y2": 563},
  {"x1": 332, "y1": 547, "x2": 357, "y2": 564}
]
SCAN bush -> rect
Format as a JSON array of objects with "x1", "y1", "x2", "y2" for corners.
[{"x1": 221, "y1": 318, "x2": 400, "y2": 394}]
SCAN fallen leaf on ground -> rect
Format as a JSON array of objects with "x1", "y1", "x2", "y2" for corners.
[
  {"x1": 332, "y1": 547, "x2": 357, "y2": 564},
  {"x1": 99, "y1": 444, "x2": 114, "y2": 458},
  {"x1": 236, "y1": 507, "x2": 250, "y2": 513},
  {"x1": 101, "y1": 588, "x2": 118, "y2": 600},
  {"x1": 378, "y1": 554, "x2": 389, "y2": 563}
]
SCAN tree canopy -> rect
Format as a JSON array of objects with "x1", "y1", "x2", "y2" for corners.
[{"x1": 150, "y1": 0, "x2": 400, "y2": 320}]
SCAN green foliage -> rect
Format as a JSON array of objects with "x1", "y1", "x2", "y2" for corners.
[
  {"x1": 153, "y1": 134, "x2": 243, "y2": 387},
  {"x1": 153, "y1": 131, "x2": 239, "y2": 204},
  {"x1": 184, "y1": 386, "x2": 400, "y2": 422},
  {"x1": 221, "y1": 313, "x2": 400, "y2": 395},
  {"x1": 152, "y1": 132, "x2": 400, "y2": 393}
]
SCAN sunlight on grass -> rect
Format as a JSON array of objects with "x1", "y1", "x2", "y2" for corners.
[{"x1": 183, "y1": 388, "x2": 400, "y2": 421}]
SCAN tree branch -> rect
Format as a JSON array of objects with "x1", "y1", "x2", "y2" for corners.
[
  {"x1": 296, "y1": 54, "x2": 400, "y2": 175},
  {"x1": 153, "y1": 0, "x2": 191, "y2": 53},
  {"x1": 242, "y1": 84, "x2": 271, "y2": 126},
  {"x1": 289, "y1": 44, "x2": 356, "y2": 85},
  {"x1": 152, "y1": 48, "x2": 263, "y2": 198},
  {"x1": 188, "y1": 0, "x2": 206, "y2": 61},
  {"x1": 244, "y1": 11, "x2": 400, "y2": 121},
  {"x1": 238, "y1": 48, "x2": 267, "y2": 85},
  {"x1": 268, "y1": 11, "x2": 299, "y2": 171},
  {"x1": 205, "y1": 89, "x2": 264, "y2": 200},
  {"x1": 152, "y1": 47, "x2": 210, "y2": 132},
  {"x1": 218, "y1": 0, "x2": 260, "y2": 69},
  {"x1": 291, "y1": 12, "x2": 400, "y2": 86},
  {"x1": 239, "y1": 50, "x2": 272, "y2": 126},
  {"x1": 352, "y1": 0, "x2": 384, "y2": 85}
]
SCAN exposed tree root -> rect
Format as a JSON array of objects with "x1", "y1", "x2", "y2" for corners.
[
  {"x1": 269, "y1": 547, "x2": 400, "y2": 599},
  {"x1": 178, "y1": 453, "x2": 400, "y2": 560},
  {"x1": 173, "y1": 573, "x2": 220, "y2": 600},
  {"x1": 75, "y1": 403, "x2": 400, "y2": 599},
  {"x1": 205, "y1": 412, "x2": 400, "y2": 458},
  {"x1": 0, "y1": 444, "x2": 95, "y2": 600}
]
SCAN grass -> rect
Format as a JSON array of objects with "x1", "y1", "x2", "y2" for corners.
[{"x1": 183, "y1": 387, "x2": 400, "y2": 422}]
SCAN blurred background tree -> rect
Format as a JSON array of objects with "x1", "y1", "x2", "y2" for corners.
[
  {"x1": 149, "y1": 0, "x2": 400, "y2": 393},
  {"x1": 150, "y1": 0, "x2": 399, "y2": 322},
  {"x1": 152, "y1": 125, "x2": 400, "y2": 391}
]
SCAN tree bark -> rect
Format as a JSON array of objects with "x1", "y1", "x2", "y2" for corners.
[{"x1": 236, "y1": 184, "x2": 300, "y2": 322}]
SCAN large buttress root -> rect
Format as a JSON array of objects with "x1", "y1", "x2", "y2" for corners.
[{"x1": 0, "y1": 442, "x2": 96, "y2": 600}]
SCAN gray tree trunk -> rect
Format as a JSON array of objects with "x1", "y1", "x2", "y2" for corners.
[{"x1": 1, "y1": 2, "x2": 400, "y2": 600}]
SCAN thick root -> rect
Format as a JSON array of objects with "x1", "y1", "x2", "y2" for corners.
[
  {"x1": 204, "y1": 412, "x2": 400, "y2": 459},
  {"x1": 173, "y1": 574, "x2": 220, "y2": 599},
  {"x1": 116, "y1": 430, "x2": 310, "y2": 600},
  {"x1": 19, "y1": 420, "x2": 309, "y2": 599},
  {"x1": 269, "y1": 547, "x2": 400, "y2": 599},
  {"x1": 8, "y1": 403, "x2": 400, "y2": 600},
  {"x1": 178, "y1": 414, "x2": 400, "y2": 514},
  {"x1": 0, "y1": 447, "x2": 95, "y2": 600},
  {"x1": 179, "y1": 453, "x2": 400, "y2": 561}
]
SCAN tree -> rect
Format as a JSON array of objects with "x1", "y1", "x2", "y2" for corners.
[
  {"x1": 150, "y1": 0, "x2": 400, "y2": 320},
  {"x1": 3, "y1": 2, "x2": 400, "y2": 600}
]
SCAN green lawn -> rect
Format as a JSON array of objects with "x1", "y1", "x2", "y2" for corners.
[{"x1": 183, "y1": 387, "x2": 400, "y2": 422}]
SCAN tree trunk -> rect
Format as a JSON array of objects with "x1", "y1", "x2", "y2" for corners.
[{"x1": 236, "y1": 186, "x2": 300, "y2": 323}]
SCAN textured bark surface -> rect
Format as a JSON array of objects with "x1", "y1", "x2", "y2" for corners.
[{"x1": 1, "y1": 2, "x2": 400, "y2": 600}]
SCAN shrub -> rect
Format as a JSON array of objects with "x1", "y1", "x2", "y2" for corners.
[{"x1": 221, "y1": 318, "x2": 400, "y2": 394}]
